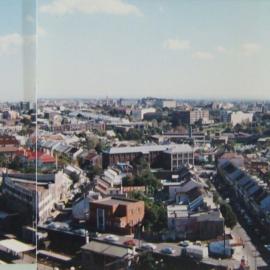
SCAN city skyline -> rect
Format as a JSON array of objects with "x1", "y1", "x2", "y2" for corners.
[{"x1": 1, "y1": 0, "x2": 270, "y2": 100}]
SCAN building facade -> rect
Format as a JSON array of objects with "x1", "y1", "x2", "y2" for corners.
[
  {"x1": 89, "y1": 197, "x2": 144, "y2": 234},
  {"x1": 102, "y1": 144, "x2": 194, "y2": 171}
]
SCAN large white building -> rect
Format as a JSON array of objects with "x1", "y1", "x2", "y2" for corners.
[
  {"x1": 229, "y1": 111, "x2": 253, "y2": 126},
  {"x1": 2, "y1": 171, "x2": 72, "y2": 224},
  {"x1": 157, "y1": 99, "x2": 176, "y2": 109}
]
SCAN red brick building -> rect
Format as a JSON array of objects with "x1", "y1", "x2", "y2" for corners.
[
  {"x1": 0, "y1": 135, "x2": 19, "y2": 157},
  {"x1": 89, "y1": 197, "x2": 144, "y2": 234}
]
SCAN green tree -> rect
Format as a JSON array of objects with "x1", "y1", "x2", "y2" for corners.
[
  {"x1": 220, "y1": 202, "x2": 237, "y2": 229},
  {"x1": 86, "y1": 165, "x2": 102, "y2": 179},
  {"x1": 85, "y1": 136, "x2": 98, "y2": 150},
  {"x1": 122, "y1": 175, "x2": 134, "y2": 186},
  {"x1": 95, "y1": 141, "x2": 106, "y2": 153},
  {"x1": 132, "y1": 155, "x2": 149, "y2": 174},
  {"x1": 126, "y1": 128, "x2": 144, "y2": 141},
  {"x1": 0, "y1": 154, "x2": 7, "y2": 167},
  {"x1": 135, "y1": 253, "x2": 158, "y2": 270},
  {"x1": 131, "y1": 192, "x2": 167, "y2": 232},
  {"x1": 69, "y1": 171, "x2": 80, "y2": 182}
]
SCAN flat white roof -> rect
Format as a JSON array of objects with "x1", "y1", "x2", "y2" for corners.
[
  {"x1": 0, "y1": 239, "x2": 35, "y2": 254},
  {"x1": 163, "y1": 144, "x2": 193, "y2": 154},
  {"x1": 167, "y1": 204, "x2": 189, "y2": 218},
  {"x1": 107, "y1": 144, "x2": 193, "y2": 154}
]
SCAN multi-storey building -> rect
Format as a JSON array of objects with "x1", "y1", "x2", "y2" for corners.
[
  {"x1": 167, "y1": 205, "x2": 224, "y2": 240},
  {"x1": 131, "y1": 107, "x2": 156, "y2": 120},
  {"x1": 2, "y1": 172, "x2": 72, "y2": 224},
  {"x1": 89, "y1": 197, "x2": 144, "y2": 234},
  {"x1": 102, "y1": 144, "x2": 194, "y2": 171},
  {"x1": 173, "y1": 109, "x2": 210, "y2": 125},
  {"x1": 156, "y1": 99, "x2": 176, "y2": 108},
  {"x1": 162, "y1": 145, "x2": 194, "y2": 171}
]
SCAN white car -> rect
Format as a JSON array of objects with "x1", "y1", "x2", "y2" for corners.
[
  {"x1": 141, "y1": 243, "x2": 157, "y2": 251},
  {"x1": 179, "y1": 240, "x2": 190, "y2": 247},
  {"x1": 264, "y1": 244, "x2": 270, "y2": 252},
  {"x1": 104, "y1": 235, "x2": 119, "y2": 242}
]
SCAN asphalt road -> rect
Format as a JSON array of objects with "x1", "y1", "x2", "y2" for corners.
[{"x1": 232, "y1": 223, "x2": 268, "y2": 269}]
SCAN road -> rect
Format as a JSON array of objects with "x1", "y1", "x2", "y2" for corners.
[
  {"x1": 232, "y1": 223, "x2": 268, "y2": 270},
  {"x1": 97, "y1": 233, "x2": 248, "y2": 269},
  {"x1": 212, "y1": 174, "x2": 270, "y2": 269}
]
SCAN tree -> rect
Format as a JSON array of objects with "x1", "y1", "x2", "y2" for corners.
[
  {"x1": 69, "y1": 171, "x2": 80, "y2": 182},
  {"x1": 86, "y1": 165, "x2": 102, "y2": 179},
  {"x1": 126, "y1": 128, "x2": 144, "y2": 141},
  {"x1": 95, "y1": 141, "x2": 106, "y2": 153},
  {"x1": 234, "y1": 123, "x2": 242, "y2": 133},
  {"x1": 122, "y1": 175, "x2": 134, "y2": 186},
  {"x1": 220, "y1": 202, "x2": 237, "y2": 229},
  {"x1": 0, "y1": 154, "x2": 7, "y2": 168},
  {"x1": 135, "y1": 253, "x2": 158, "y2": 270},
  {"x1": 130, "y1": 192, "x2": 167, "y2": 232},
  {"x1": 133, "y1": 155, "x2": 149, "y2": 173},
  {"x1": 85, "y1": 136, "x2": 98, "y2": 150}
]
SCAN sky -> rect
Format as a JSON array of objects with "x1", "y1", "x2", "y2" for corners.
[
  {"x1": 0, "y1": 0, "x2": 36, "y2": 102},
  {"x1": 0, "y1": 1, "x2": 24, "y2": 101},
  {"x1": 1, "y1": 1, "x2": 270, "y2": 101}
]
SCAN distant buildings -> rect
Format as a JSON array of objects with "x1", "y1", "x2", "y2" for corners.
[
  {"x1": 0, "y1": 135, "x2": 19, "y2": 155},
  {"x1": 156, "y1": 99, "x2": 176, "y2": 108},
  {"x1": 229, "y1": 111, "x2": 254, "y2": 127},
  {"x1": 39, "y1": 120, "x2": 105, "y2": 133},
  {"x1": 119, "y1": 98, "x2": 138, "y2": 107},
  {"x1": 131, "y1": 107, "x2": 156, "y2": 120},
  {"x1": 173, "y1": 109, "x2": 211, "y2": 125}
]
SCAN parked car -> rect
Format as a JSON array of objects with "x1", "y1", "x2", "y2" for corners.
[
  {"x1": 73, "y1": 228, "x2": 88, "y2": 236},
  {"x1": 141, "y1": 243, "x2": 156, "y2": 251},
  {"x1": 179, "y1": 240, "x2": 190, "y2": 247},
  {"x1": 124, "y1": 239, "x2": 136, "y2": 247},
  {"x1": 89, "y1": 231, "x2": 102, "y2": 238},
  {"x1": 264, "y1": 244, "x2": 270, "y2": 252},
  {"x1": 161, "y1": 247, "x2": 176, "y2": 255},
  {"x1": 104, "y1": 235, "x2": 119, "y2": 242}
]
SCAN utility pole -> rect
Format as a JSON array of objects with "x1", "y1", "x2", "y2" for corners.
[{"x1": 253, "y1": 250, "x2": 257, "y2": 270}]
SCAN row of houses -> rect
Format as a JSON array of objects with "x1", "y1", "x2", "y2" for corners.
[
  {"x1": 38, "y1": 136, "x2": 101, "y2": 168},
  {"x1": 218, "y1": 159, "x2": 270, "y2": 231}
]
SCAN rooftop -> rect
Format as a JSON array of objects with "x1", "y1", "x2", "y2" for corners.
[
  {"x1": 105, "y1": 144, "x2": 193, "y2": 155},
  {"x1": 92, "y1": 196, "x2": 141, "y2": 207},
  {"x1": 81, "y1": 240, "x2": 131, "y2": 258}
]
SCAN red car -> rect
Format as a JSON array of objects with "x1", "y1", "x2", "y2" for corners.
[{"x1": 123, "y1": 239, "x2": 136, "y2": 247}]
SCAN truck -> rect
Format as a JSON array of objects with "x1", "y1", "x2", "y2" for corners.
[{"x1": 184, "y1": 245, "x2": 208, "y2": 260}]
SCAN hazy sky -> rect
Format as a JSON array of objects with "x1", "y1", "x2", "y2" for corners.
[{"x1": 1, "y1": 1, "x2": 270, "y2": 101}]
